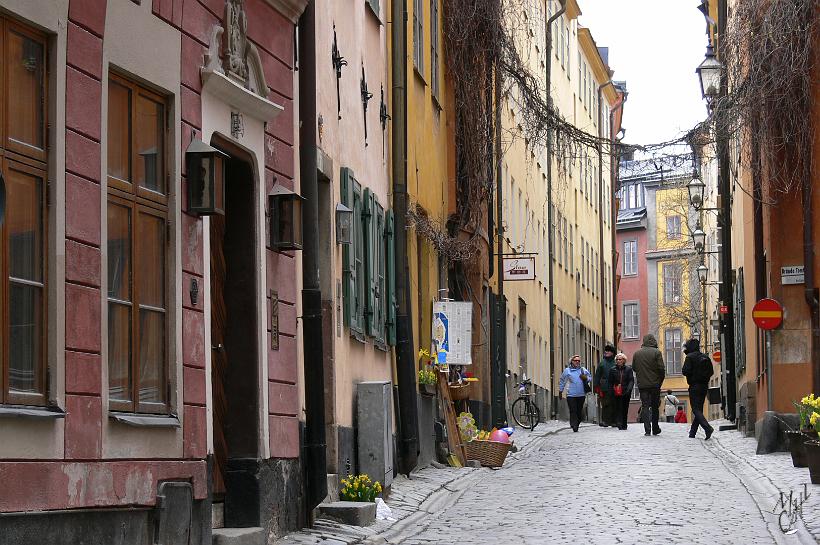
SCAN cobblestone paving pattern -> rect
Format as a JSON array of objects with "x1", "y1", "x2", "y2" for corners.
[{"x1": 396, "y1": 424, "x2": 781, "y2": 545}]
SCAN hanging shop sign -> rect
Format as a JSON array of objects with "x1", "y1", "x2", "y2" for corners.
[
  {"x1": 432, "y1": 301, "x2": 472, "y2": 365},
  {"x1": 502, "y1": 256, "x2": 536, "y2": 281},
  {"x1": 781, "y1": 265, "x2": 805, "y2": 285},
  {"x1": 752, "y1": 298, "x2": 784, "y2": 330}
]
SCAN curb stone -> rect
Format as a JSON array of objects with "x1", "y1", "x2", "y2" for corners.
[
  {"x1": 705, "y1": 430, "x2": 817, "y2": 545},
  {"x1": 273, "y1": 421, "x2": 570, "y2": 545}
]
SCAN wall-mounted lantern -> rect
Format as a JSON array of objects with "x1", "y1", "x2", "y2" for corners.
[
  {"x1": 269, "y1": 182, "x2": 305, "y2": 251},
  {"x1": 186, "y1": 139, "x2": 228, "y2": 216},
  {"x1": 687, "y1": 174, "x2": 706, "y2": 210},
  {"x1": 697, "y1": 264, "x2": 709, "y2": 285},
  {"x1": 696, "y1": 44, "x2": 723, "y2": 105},
  {"x1": 335, "y1": 202, "x2": 353, "y2": 245},
  {"x1": 692, "y1": 223, "x2": 706, "y2": 254}
]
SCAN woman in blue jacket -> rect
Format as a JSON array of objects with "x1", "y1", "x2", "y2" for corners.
[{"x1": 559, "y1": 355, "x2": 592, "y2": 432}]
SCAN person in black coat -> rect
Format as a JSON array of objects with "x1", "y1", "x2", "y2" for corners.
[
  {"x1": 681, "y1": 338, "x2": 714, "y2": 439},
  {"x1": 608, "y1": 353, "x2": 635, "y2": 430}
]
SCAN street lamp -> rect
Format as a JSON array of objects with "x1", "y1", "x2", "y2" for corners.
[
  {"x1": 269, "y1": 182, "x2": 305, "y2": 251},
  {"x1": 692, "y1": 224, "x2": 706, "y2": 253},
  {"x1": 696, "y1": 44, "x2": 723, "y2": 104},
  {"x1": 697, "y1": 264, "x2": 709, "y2": 284},
  {"x1": 688, "y1": 174, "x2": 706, "y2": 210}
]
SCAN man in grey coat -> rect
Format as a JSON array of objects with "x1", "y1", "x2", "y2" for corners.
[{"x1": 631, "y1": 334, "x2": 666, "y2": 436}]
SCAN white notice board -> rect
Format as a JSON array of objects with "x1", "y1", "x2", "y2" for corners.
[{"x1": 432, "y1": 301, "x2": 473, "y2": 365}]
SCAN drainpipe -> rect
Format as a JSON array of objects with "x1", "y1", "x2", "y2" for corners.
[
  {"x1": 717, "y1": 0, "x2": 736, "y2": 422},
  {"x1": 597, "y1": 86, "x2": 606, "y2": 345},
  {"x1": 391, "y1": 0, "x2": 419, "y2": 475},
  {"x1": 609, "y1": 94, "x2": 625, "y2": 345},
  {"x1": 802, "y1": 157, "x2": 820, "y2": 396},
  {"x1": 492, "y1": 57, "x2": 507, "y2": 428},
  {"x1": 297, "y1": 2, "x2": 327, "y2": 511},
  {"x1": 545, "y1": 0, "x2": 566, "y2": 419}
]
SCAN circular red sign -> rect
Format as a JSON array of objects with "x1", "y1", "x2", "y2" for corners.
[
  {"x1": 752, "y1": 298, "x2": 784, "y2": 330},
  {"x1": 712, "y1": 351, "x2": 722, "y2": 363}
]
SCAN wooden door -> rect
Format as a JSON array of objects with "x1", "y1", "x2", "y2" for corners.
[{"x1": 210, "y1": 214, "x2": 228, "y2": 498}]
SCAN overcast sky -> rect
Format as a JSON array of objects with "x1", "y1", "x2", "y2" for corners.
[{"x1": 578, "y1": 0, "x2": 710, "y2": 148}]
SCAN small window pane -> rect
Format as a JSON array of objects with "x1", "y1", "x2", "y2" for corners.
[
  {"x1": 136, "y1": 95, "x2": 165, "y2": 194},
  {"x1": 108, "y1": 203, "x2": 132, "y2": 301},
  {"x1": 108, "y1": 80, "x2": 132, "y2": 183},
  {"x1": 6, "y1": 167, "x2": 43, "y2": 282},
  {"x1": 108, "y1": 302, "x2": 132, "y2": 401},
  {"x1": 7, "y1": 29, "x2": 44, "y2": 151},
  {"x1": 139, "y1": 309, "x2": 165, "y2": 403},
  {"x1": 9, "y1": 282, "x2": 41, "y2": 393},
  {"x1": 137, "y1": 212, "x2": 165, "y2": 308}
]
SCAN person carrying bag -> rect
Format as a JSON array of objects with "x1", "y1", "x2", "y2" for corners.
[
  {"x1": 559, "y1": 355, "x2": 592, "y2": 432},
  {"x1": 608, "y1": 353, "x2": 635, "y2": 430}
]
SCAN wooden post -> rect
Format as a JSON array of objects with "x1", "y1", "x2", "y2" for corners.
[{"x1": 437, "y1": 371, "x2": 466, "y2": 465}]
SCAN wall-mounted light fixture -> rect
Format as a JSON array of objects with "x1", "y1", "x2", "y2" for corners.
[
  {"x1": 186, "y1": 139, "x2": 228, "y2": 216},
  {"x1": 335, "y1": 202, "x2": 353, "y2": 245},
  {"x1": 269, "y1": 182, "x2": 305, "y2": 251},
  {"x1": 697, "y1": 264, "x2": 709, "y2": 284}
]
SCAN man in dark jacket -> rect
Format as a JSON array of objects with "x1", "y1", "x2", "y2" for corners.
[
  {"x1": 681, "y1": 338, "x2": 714, "y2": 439},
  {"x1": 594, "y1": 344, "x2": 617, "y2": 427},
  {"x1": 631, "y1": 334, "x2": 666, "y2": 436}
]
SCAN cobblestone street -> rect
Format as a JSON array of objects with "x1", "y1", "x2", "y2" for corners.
[{"x1": 278, "y1": 422, "x2": 819, "y2": 545}]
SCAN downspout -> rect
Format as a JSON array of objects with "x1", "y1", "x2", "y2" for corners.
[
  {"x1": 802, "y1": 149, "x2": 820, "y2": 396},
  {"x1": 297, "y1": 1, "x2": 327, "y2": 512},
  {"x1": 717, "y1": 0, "x2": 736, "y2": 421},
  {"x1": 492, "y1": 55, "x2": 506, "y2": 428},
  {"x1": 391, "y1": 0, "x2": 419, "y2": 475},
  {"x1": 597, "y1": 86, "x2": 605, "y2": 344},
  {"x1": 609, "y1": 95, "x2": 625, "y2": 345},
  {"x1": 545, "y1": 0, "x2": 566, "y2": 419}
]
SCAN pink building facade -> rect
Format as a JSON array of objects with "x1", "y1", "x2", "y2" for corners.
[
  {"x1": 0, "y1": 0, "x2": 307, "y2": 542},
  {"x1": 615, "y1": 180, "x2": 648, "y2": 360}
]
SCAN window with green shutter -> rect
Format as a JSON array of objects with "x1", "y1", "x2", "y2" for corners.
[
  {"x1": 342, "y1": 167, "x2": 365, "y2": 336},
  {"x1": 374, "y1": 201, "x2": 386, "y2": 346},
  {"x1": 385, "y1": 210, "x2": 396, "y2": 346},
  {"x1": 363, "y1": 188, "x2": 377, "y2": 336}
]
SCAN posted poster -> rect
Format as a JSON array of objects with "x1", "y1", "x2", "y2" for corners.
[{"x1": 432, "y1": 301, "x2": 473, "y2": 365}]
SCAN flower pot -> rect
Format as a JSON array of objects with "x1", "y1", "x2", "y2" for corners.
[
  {"x1": 805, "y1": 440, "x2": 820, "y2": 484},
  {"x1": 786, "y1": 430, "x2": 808, "y2": 468},
  {"x1": 419, "y1": 383, "x2": 437, "y2": 397},
  {"x1": 803, "y1": 429, "x2": 818, "y2": 439}
]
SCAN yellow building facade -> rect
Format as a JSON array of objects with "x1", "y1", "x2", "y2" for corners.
[{"x1": 501, "y1": 0, "x2": 618, "y2": 417}]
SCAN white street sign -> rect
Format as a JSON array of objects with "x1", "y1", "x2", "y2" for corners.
[
  {"x1": 781, "y1": 265, "x2": 804, "y2": 285},
  {"x1": 503, "y1": 256, "x2": 536, "y2": 281}
]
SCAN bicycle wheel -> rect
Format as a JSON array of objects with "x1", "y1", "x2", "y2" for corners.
[
  {"x1": 512, "y1": 397, "x2": 535, "y2": 429},
  {"x1": 528, "y1": 402, "x2": 542, "y2": 431}
]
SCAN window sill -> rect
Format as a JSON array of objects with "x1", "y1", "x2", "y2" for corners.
[
  {"x1": 413, "y1": 67, "x2": 427, "y2": 87},
  {"x1": 0, "y1": 405, "x2": 65, "y2": 419},
  {"x1": 109, "y1": 412, "x2": 180, "y2": 428}
]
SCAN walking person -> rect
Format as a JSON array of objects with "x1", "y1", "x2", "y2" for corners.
[
  {"x1": 664, "y1": 390, "x2": 680, "y2": 423},
  {"x1": 608, "y1": 353, "x2": 634, "y2": 430},
  {"x1": 674, "y1": 406, "x2": 688, "y2": 423},
  {"x1": 631, "y1": 334, "x2": 666, "y2": 436},
  {"x1": 559, "y1": 355, "x2": 592, "y2": 432},
  {"x1": 594, "y1": 344, "x2": 617, "y2": 427},
  {"x1": 682, "y1": 338, "x2": 715, "y2": 439}
]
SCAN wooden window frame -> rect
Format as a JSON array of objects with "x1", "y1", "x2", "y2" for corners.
[
  {"x1": 665, "y1": 328, "x2": 683, "y2": 375},
  {"x1": 0, "y1": 17, "x2": 49, "y2": 406},
  {"x1": 663, "y1": 262, "x2": 683, "y2": 306},
  {"x1": 106, "y1": 73, "x2": 170, "y2": 414}
]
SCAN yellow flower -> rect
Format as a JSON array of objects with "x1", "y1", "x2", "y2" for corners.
[{"x1": 812, "y1": 413, "x2": 819, "y2": 426}]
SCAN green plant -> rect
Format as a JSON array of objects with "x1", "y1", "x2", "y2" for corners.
[
  {"x1": 339, "y1": 474, "x2": 382, "y2": 503},
  {"x1": 418, "y1": 368, "x2": 437, "y2": 386}
]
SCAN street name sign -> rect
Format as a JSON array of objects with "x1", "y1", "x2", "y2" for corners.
[
  {"x1": 781, "y1": 265, "x2": 805, "y2": 285},
  {"x1": 752, "y1": 298, "x2": 784, "y2": 330}
]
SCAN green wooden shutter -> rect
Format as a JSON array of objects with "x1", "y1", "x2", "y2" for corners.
[
  {"x1": 375, "y1": 201, "x2": 386, "y2": 344},
  {"x1": 341, "y1": 168, "x2": 356, "y2": 329},
  {"x1": 353, "y1": 181, "x2": 364, "y2": 333},
  {"x1": 385, "y1": 209, "x2": 396, "y2": 346},
  {"x1": 367, "y1": 0, "x2": 380, "y2": 18},
  {"x1": 363, "y1": 188, "x2": 376, "y2": 336}
]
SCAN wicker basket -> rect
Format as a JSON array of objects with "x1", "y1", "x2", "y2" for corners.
[
  {"x1": 448, "y1": 382, "x2": 473, "y2": 401},
  {"x1": 463, "y1": 440, "x2": 512, "y2": 468}
]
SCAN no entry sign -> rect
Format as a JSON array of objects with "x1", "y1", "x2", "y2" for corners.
[{"x1": 752, "y1": 298, "x2": 783, "y2": 330}]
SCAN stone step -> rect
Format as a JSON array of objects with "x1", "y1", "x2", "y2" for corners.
[{"x1": 212, "y1": 527, "x2": 266, "y2": 545}]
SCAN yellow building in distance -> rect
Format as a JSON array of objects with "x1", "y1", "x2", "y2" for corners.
[{"x1": 500, "y1": 0, "x2": 618, "y2": 419}]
